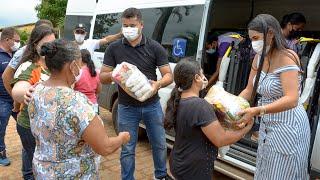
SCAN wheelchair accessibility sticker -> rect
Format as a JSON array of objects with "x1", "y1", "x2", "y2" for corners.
[{"x1": 172, "y1": 38, "x2": 187, "y2": 58}]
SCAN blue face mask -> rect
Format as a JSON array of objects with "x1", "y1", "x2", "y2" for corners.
[{"x1": 206, "y1": 48, "x2": 216, "y2": 54}]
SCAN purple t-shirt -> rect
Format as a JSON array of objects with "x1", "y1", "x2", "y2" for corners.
[
  {"x1": 218, "y1": 42, "x2": 231, "y2": 58},
  {"x1": 286, "y1": 39, "x2": 299, "y2": 53},
  {"x1": 217, "y1": 32, "x2": 239, "y2": 58}
]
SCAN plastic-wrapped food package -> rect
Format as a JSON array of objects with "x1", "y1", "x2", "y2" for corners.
[
  {"x1": 204, "y1": 85, "x2": 250, "y2": 129},
  {"x1": 112, "y1": 62, "x2": 154, "y2": 102}
]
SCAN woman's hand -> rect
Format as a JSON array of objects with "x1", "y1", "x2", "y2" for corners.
[
  {"x1": 241, "y1": 117, "x2": 255, "y2": 134},
  {"x1": 237, "y1": 107, "x2": 259, "y2": 128},
  {"x1": 24, "y1": 86, "x2": 36, "y2": 105},
  {"x1": 119, "y1": 132, "x2": 130, "y2": 145}
]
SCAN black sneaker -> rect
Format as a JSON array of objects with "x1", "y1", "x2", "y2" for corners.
[{"x1": 155, "y1": 174, "x2": 174, "y2": 180}]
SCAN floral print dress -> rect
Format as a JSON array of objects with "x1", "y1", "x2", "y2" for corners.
[{"x1": 28, "y1": 84, "x2": 100, "y2": 179}]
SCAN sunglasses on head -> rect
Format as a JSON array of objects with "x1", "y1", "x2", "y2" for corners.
[{"x1": 75, "y1": 30, "x2": 86, "y2": 35}]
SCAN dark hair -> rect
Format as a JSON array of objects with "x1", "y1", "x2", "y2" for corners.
[
  {"x1": 164, "y1": 57, "x2": 201, "y2": 129},
  {"x1": 248, "y1": 14, "x2": 301, "y2": 104},
  {"x1": 20, "y1": 25, "x2": 55, "y2": 64},
  {"x1": 0, "y1": 27, "x2": 17, "y2": 41},
  {"x1": 206, "y1": 35, "x2": 218, "y2": 44},
  {"x1": 80, "y1": 49, "x2": 97, "y2": 77},
  {"x1": 281, "y1": 12, "x2": 306, "y2": 28},
  {"x1": 248, "y1": 14, "x2": 300, "y2": 69},
  {"x1": 121, "y1": 8, "x2": 142, "y2": 21},
  {"x1": 40, "y1": 39, "x2": 81, "y2": 72},
  {"x1": 35, "y1": 19, "x2": 53, "y2": 28}
]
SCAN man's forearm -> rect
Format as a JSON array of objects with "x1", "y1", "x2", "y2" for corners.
[
  {"x1": 208, "y1": 73, "x2": 218, "y2": 87},
  {"x1": 158, "y1": 73, "x2": 173, "y2": 88},
  {"x1": 100, "y1": 33, "x2": 122, "y2": 46},
  {"x1": 100, "y1": 72, "x2": 113, "y2": 84}
]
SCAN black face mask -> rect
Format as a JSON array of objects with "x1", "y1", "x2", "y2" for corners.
[{"x1": 288, "y1": 29, "x2": 300, "y2": 40}]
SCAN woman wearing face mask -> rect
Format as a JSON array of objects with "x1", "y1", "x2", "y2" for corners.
[
  {"x1": 11, "y1": 25, "x2": 55, "y2": 180},
  {"x1": 165, "y1": 58, "x2": 253, "y2": 180},
  {"x1": 74, "y1": 49, "x2": 102, "y2": 114},
  {"x1": 27, "y1": 39, "x2": 130, "y2": 179},
  {"x1": 281, "y1": 12, "x2": 306, "y2": 52},
  {"x1": 238, "y1": 14, "x2": 310, "y2": 179}
]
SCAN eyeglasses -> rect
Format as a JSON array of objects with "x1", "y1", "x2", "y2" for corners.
[{"x1": 75, "y1": 30, "x2": 86, "y2": 35}]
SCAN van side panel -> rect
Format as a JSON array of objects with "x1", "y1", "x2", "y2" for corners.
[
  {"x1": 66, "y1": 0, "x2": 96, "y2": 16},
  {"x1": 95, "y1": 0, "x2": 206, "y2": 14}
]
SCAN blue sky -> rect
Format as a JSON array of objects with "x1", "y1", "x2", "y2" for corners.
[{"x1": 0, "y1": 0, "x2": 39, "y2": 28}]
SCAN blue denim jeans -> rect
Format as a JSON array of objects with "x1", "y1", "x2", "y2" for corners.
[
  {"x1": 118, "y1": 100, "x2": 167, "y2": 180},
  {"x1": 17, "y1": 124, "x2": 35, "y2": 180},
  {"x1": 0, "y1": 99, "x2": 13, "y2": 152}
]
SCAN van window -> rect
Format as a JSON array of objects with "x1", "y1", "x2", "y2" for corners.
[
  {"x1": 93, "y1": 5, "x2": 204, "y2": 62},
  {"x1": 64, "y1": 15, "x2": 92, "y2": 40},
  {"x1": 159, "y1": 6, "x2": 204, "y2": 62}
]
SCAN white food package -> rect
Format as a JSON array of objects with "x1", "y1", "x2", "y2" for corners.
[{"x1": 112, "y1": 62, "x2": 154, "y2": 102}]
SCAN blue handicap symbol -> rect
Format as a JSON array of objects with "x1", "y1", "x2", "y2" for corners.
[{"x1": 172, "y1": 38, "x2": 187, "y2": 58}]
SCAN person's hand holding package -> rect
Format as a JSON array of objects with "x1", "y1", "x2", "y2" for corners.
[
  {"x1": 112, "y1": 62, "x2": 155, "y2": 102},
  {"x1": 205, "y1": 85, "x2": 251, "y2": 130}
]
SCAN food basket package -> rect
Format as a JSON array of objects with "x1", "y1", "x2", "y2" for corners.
[
  {"x1": 112, "y1": 62, "x2": 153, "y2": 102},
  {"x1": 204, "y1": 85, "x2": 250, "y2": 129}
]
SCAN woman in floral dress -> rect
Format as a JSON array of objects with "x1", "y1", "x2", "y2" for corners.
[{"x1": 28, "y1": 39, "x2": 130, "y2": 179}]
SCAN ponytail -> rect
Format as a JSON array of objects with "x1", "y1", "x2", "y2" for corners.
[
  {"x1": 87, "y1": 60, "x2": 97, "y2": 77},
  {"x1": 80, "y1": 49, "x2": 97, "y2": 77},
  {"x1": 164, "y1": 87, "x2": 182, "y2": 130},
  {"x1": 164, "y1": 57, "x2": 201, "y2": 129}
]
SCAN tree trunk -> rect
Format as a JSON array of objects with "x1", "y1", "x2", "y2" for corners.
[{"x1": 152, "y1": 7, "x2": 174, "y2": 42}]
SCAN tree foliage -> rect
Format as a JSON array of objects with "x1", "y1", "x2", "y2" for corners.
[
  {"x1": 93, "y1": 14, "x2": 119, "y2": 39},
  {"x1": 35, "y1": 0, "x2": 67, "y2": 28},
  {"x1": 17, "y1": 30, "x2": 30, "y2": 46}
]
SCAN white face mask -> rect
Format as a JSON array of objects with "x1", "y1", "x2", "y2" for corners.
[
  {"x1": 201, "y1": 76, "x2": 208, "y2": 90},
  {"x1": 75, "y1": 68, "x2": 83, "y2": 82},
  {"x1": 75, "y1": 34, "x2": 85, "y2": 44},
  {"x1": 70, "y1": 64, "x2": 83, "y2": 87},
  {"x1": 252, "y1": 40, "x2": 270, "y2": 55},
  {"x1": 206, "y1": 48, "x2": 216, "y2": 54},
  {"x1": 11, "y1": 42, "x2": 20, "y2": 52},
  {"x1": 122, "y1": 27, "x2": 140, "y2": 41}
]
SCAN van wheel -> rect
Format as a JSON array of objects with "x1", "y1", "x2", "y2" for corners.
[
  {"x1": 111, "y1": 98, "x2": 147, "y2": 139},
  {"x1": 112, "y1": 99, "x2": 119, "y2": 134}
]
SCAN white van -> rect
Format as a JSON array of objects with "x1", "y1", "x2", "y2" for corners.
[{"x1": 65, "y1": 0, "x2": 320, "y2": 179}]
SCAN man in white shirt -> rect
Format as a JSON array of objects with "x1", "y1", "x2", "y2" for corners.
[{"x1": 74, "y1": 23, "x2": 122, "y2": 56}]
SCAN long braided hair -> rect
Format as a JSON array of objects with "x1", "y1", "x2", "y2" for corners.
[{"x1": 164, "y1": 57, "x2": 201, "y2": 129}]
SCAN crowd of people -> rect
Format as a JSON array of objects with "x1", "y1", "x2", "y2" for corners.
[{"x1": 0, "y1": 6, "x2": 311, "y2": 180}]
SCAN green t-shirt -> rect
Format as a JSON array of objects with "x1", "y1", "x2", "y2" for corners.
[{"x1": 12, "y1": 61, "x2": 50, "y2": 128}]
